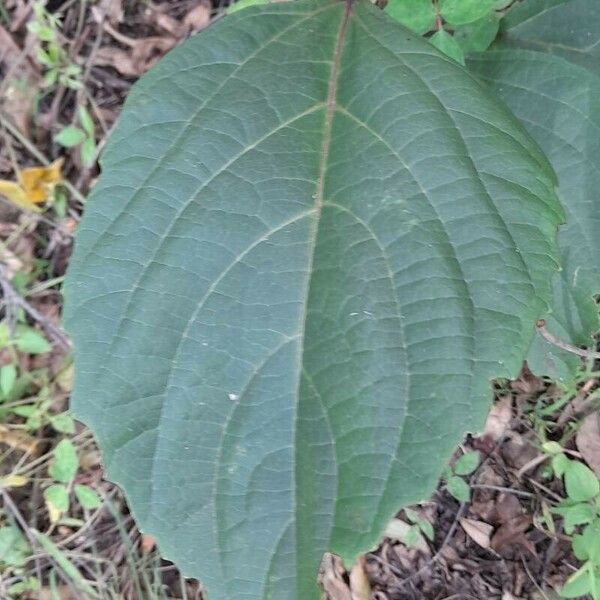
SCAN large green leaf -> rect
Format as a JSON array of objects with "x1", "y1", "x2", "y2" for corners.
[
  {"x1": 64, "y1": 0, "x2": 562, "y2": 596},
  {"x1": 501, "y1": 0, "x2": 600, "y2": 76},
  {"x1": 469, "y1": 1, "x2": 600, "y2": 380}
]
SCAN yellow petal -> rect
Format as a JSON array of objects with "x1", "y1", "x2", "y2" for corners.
[
  {"x1": 18, "y1": 157, "x2": 64, "y2": 203},
  {"x1": 0, "y1": 179, "x2": 40, "y2": 212}
]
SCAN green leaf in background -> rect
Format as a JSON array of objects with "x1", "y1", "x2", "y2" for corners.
[
  {"x1": 560, "y1": 566, "x2": 595, "y2": 599},
  {"x1": 7, "y1": 576, "x2": 39, "y2": 597},
  {"x1": 572, "y1": 520, "x2": 600, "y2": 562},
  {"x1": 43, "y1": 483, "x2": 70, "y2": 515},
  {"x1": 81, "y1": 137, "x2": 96, "y2": 167},
  {"x1": 0, "y1": 526, "x2": 30, "y2": 568},
  {"x1": 501, "y1": 0, "x2": 600, "y2": 76},
  {"x1": 0, "y1": 363, "x2": 16, "y2": 397},
  {"x1": 385, "y1": 0, "x2": 436, "y2": 34},
  {"x1": 14, "y1": 327, "x2": 51, "y2": 354},
  {"x1": 562, "y1": 503, "x2": 595, "y2": 534},
  {"x1": 455, "y1": 13, "x2": 500, "y2": 54},
  {"x1": 74, "y1": 484, "x2": 102, "y2": 509},
  {"x1": 78, "y1": 106, "x2": 95, "y2": 137},
  {"x1": 54, "y1": 126, "x2": 87, "y2": 148},
  {"x1": 49, "y1": 412, "x2": 76, "y2": 434},
  {"x1": 429, "y1": 29, "x2": 465, "y2": 64},
  {"x1": 453, "y1": 450, "x2": 480, "y2": 476},
  {"x1": 564, "y1": 462, "x2": 600, "y2": 503},
  {"x1": 469, "y1": 20, "x2": 600, "y2": 381},
  {"x1": 439, "y1": 0, "x2": 496, "y2": 26},
  {"x1": 49, "y1": 439, "x2": 78, "y2": 483},
  {"x1": 446, "y1": 475, "x2": 470, "y2": 502},
  {"x1": 64, "y1": 0, "x2": 563, "y2": 596},
  {"x1": 552, "y1": 453, "x2": 570, "y2": 477}
]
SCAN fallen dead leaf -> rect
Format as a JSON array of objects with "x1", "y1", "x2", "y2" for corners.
[
  {"x1": 0, "y1": 474, "x2": 29, "y2": 488},
  {"x1": 38, "y1": 586, "x2": 78, "y2": 600},
  {"x1": 184, "y1": 2, "x2": 211, "y2": 31},
  {"x1": 495, "y1": 492, "x2": 523, "y2": 524},
  {"x1": 95, "y1": 36, "x2": 177, "y2": 77},
  {"x1": 0, "y1": 424, "x2": 39, "y2": 455},
  {"x1": 502, "y1": 431, "x2": 540, "y2": 471},
  {"x1": 0, "y1": 158, "x2": 64, "y2": 211},
  {"x1": 141, "y1": 534, "x2": 156, "y2": 553},
  {"x1": 484, "y1": 395, "x2": 513, "y2": 441},
  {"x1": 2, "y1": 80, "x2": 37, "y2": 136},
  {"x1": 490, "y1": 514, "x2": 533, "y2": 555},
  {"x1": 98, "y1": 0, "x2": 123, "y2": 24},
  {"x1": 319, "y1": 553, "x2": 352, "y2": 600},
  {"x1": 150, "y1": 9, "x2": 187, "y2": 38},
  {"x1": 0, "y1": 247, "x2": 23, "y2": 279},
  {"x1": 0, "y1": 24, "x2": 39, "y2": 134},
  {"x1": 349, "y1": 556, "x2": 371, "y2": 600},
  {"x1": 459, "y1": 517, "x2": 493, "y2": 550},
  {"x1": 576, "y1": 411, "x2": 600, "y2": 478}
]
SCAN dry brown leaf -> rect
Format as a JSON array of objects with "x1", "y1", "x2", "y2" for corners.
[
  {"x1": 0, "y1": 424, "x2": 39, "y2": 455},
  {"x1": 490, "y1": 514, "x2": 532, "y2": 554},
  {"x1": 484, "y1": 395, "x2": 513, "y2": 441},
  {"x1": 349, "y1": 556, "x2": 371, "y2": 600},
  {"x1": 459, "y1": 518, "x2": 493, "y2": 550},
  {"x1": 0, "y1": 474, "x2": 29, "y2": 488},
  {"x1": 2, "y1": 81, "x2": 37, "y2": 136},
  {"x1": 0, "y1": 247, "x2": 23, "y2": 279},
  {"x1": 576, "y1": 411, "x2": 600, "y2": 478},
  {"x1": 141, "y1": 534, "x2": 156, "y2": 553},
  {"x1": 495, "y1": 493, "x2": 523, "y2": 524},
  {"x1": 152, "y1": 10, "x2": 187, "y2": 38},
  {"x1": 98, "y1": 0, "x2": 124, "y2": 24},
  {"x1": 0, "y1": 158, "x2": 64, "y2": 211},
  {"x1": 0, "y1": 25, "x2": 39, "y2": 134},
  {"x1": 95, "y1": 36, "x2": 177, "y2": 77},
  {"x1": 319, "y1": 553, "x2": 352, "y2": 600},
  {"x1": 95, "y1": 46, "x2": 139, "y2": 77},
  {"x1": 38, "y1": 586, "x2": 78, "y2": 600},
  {"x1": 0, "y1": 24, "x2": 24, "y2": 66},
  {"x1": 184, "y1": 3, "x2": 211, "y2": 31}
]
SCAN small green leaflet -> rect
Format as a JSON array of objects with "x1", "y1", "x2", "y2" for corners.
[{"x1": 385, "y1": 0, "x2": 436, "y2": 34}]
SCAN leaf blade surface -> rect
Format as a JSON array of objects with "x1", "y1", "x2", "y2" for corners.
[
  {"x1": 65, "y1": 1, "x2": 562, "y2": 596},
  {"x1": 469, "y1": 46, "x2": 600, "y2": 379}
]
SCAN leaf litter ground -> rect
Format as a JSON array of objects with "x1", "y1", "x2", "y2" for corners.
[{"x1": 0, "y1": 1, "x2": 598, "y2": 598}]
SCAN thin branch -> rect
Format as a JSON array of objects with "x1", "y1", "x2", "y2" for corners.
[
  {"x1": 536, "y1": 319, "x2": 600, "y2": 360},
  {"x1": 0, "y1": 264, "x2": 71, "y2": 351},
  {"x1": 470, "y1": 484, "x2": 535, "y2": 499}
]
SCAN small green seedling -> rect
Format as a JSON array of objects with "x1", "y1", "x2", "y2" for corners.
[
  {"x1": 27, "y1": 0, "x2": 82, "y2": 90},
  {"x1": 543, "y1": 442, "x2": 600, "y2": 599},
  {"x1": 54, "y1": 106, "x2": 97, "y2": 167},
  {"x1": 44, "y1": 438, "x2": 101, "y2": 523},
  {"x1": 385, "y1": 0, "x2": 502, "y2": 65},
  {"x1": 403, "y1": 507, "x2": 435, "y2": 548},
  {"x1": 444, "y1": 450, "x2": 481, "y2": 502},
  {"x1": 385, "y1": 507, "x2": 435, "y2": 550}
]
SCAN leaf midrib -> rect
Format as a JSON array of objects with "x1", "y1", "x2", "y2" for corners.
[{"x1": 290, "y1": 1, "x2": 352, "y2": 597}]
